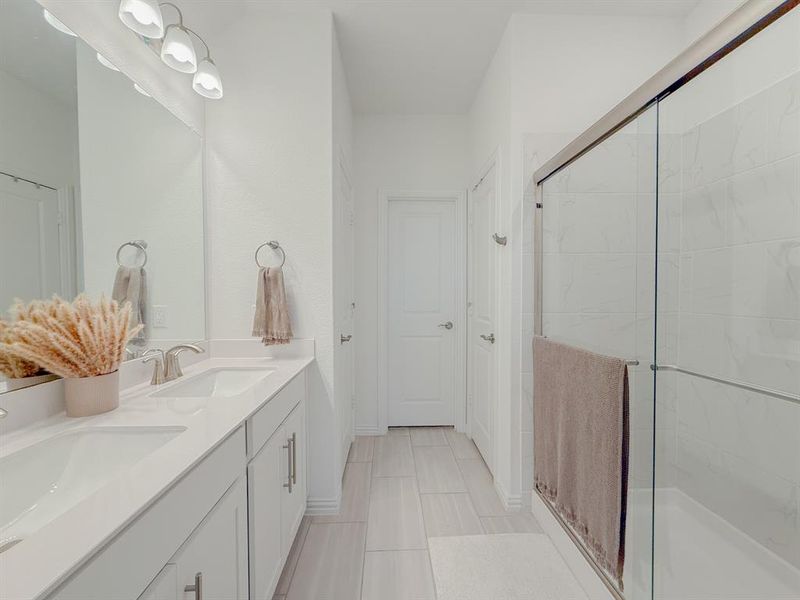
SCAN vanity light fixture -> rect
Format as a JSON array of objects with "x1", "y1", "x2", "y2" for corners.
[
  {"x1": 117, "y1": 0, "x2": 222, "y2": 100},
  {"x1": 159, "y1": 3, "x2": 197, "y2": 73},
  {"x1": 43, "y1": 9, "x2": 77, "y2": 37},
  {"x1": 118, "y1": 0, "x2": 164, "y2": 39},
  {"x1": 96, "y1": 52, "x2": 121, "y2": 72}
]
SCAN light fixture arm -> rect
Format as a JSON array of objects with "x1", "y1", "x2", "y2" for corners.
[
  {"x1": 184, "y1": 26, "x2": 211, "y2": 60},
  {"x1": 158, "y1": 2, "x2": 184, "y2": 27}
]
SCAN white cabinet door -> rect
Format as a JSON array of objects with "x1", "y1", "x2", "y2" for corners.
[
  {"x1": 281, "y1": 401, "x2": 306, "y2": 552},
  {"x1": 138, "y1": 564, "x2": 179, "y2": 600},
  {"x1": 248, "y1": 430, "x2": 286, "y2": 600},
  {"x1": 172, "y1": 477, "x2": 248, "y2": 600}
]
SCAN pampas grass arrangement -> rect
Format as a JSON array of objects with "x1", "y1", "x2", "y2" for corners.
[
  {"x1": 0, "y1": 295, "x2": 142, "y2": 379},
  {"x1": 0, "y1": 320, "x2": 42, "y2": 379}
]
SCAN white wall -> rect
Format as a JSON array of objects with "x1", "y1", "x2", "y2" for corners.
[
  {"x1": 0, "y1": 70, "x2": 77, "y2": 189},
  {"x1": 469, "y1": 12, "x2": 686, "y2": 507},
  {"x1": 204, "y1": 9, "x2": 343, "y2": 510},
  {"x1": 76, "y1": 42, "x2": 205, "y2": 343},
  {"x1": 353, "y1": 114, "x2": 469, "y2": 433}
]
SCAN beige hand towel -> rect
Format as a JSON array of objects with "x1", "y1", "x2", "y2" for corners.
[
  {"x1": 252, "y1": 266, "x2": 293, "y2": 345},
  {"x1": 533, "y1": 335, "x2": 629, "y2": 588},
  {"x1": 112, "y1": 266, "x2": 147, "y2": 347}
]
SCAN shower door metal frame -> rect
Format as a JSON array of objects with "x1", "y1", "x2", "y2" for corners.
[{"x1": 531, "y1": 1, "x2": 799, "y2": 599}]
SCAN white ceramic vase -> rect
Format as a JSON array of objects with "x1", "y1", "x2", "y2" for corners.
[{"x1": 63, "y1": 370, "x2": 120, "y2": 417}]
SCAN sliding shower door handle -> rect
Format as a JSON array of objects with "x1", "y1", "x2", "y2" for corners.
[
  {"x1": 184, "y1": 572, "x2": 202, "y2": 600},
  {"x1": 480, "y1": 333, "x2": 495, "y2": 344}
]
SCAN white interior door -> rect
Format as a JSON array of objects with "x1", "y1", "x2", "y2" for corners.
[
  {"x1": 0, "y1": 178, "x2": 64, "y2": 311},
  {"x1": 335, "y1": 156, "x2": 355, "y2": 462},
  {"x1": 388, "y1": 198, "x2": 457, "y2": 426},
  {"x1": 468, "y1": 167, "x2": 496, "y2": 470}
]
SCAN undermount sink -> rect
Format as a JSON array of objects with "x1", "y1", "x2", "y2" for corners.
[
  {"x1": 150, "y1": 367, "x2": 276, "y2": 399},
  {"x1": 0, "y1": 427, "x2": 184, "y2": 550}
]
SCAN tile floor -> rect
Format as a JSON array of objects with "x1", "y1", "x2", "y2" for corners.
[{"x1": 274, "y1": 427, "x2": 543, "y2": 600}]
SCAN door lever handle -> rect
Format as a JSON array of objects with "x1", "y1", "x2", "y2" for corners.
[
  {"x1": 438, "y1": 321, "x2": 453, "y2": 330},
  {"x1": 185, "y1": 572, "x2": 202, "y2": 600},
  {"x1": 340, "y1": 334, "x2": 352, "y2": 344},
  {"x1": 480, "y1": 333, "x2": 496, "y2": 344}
]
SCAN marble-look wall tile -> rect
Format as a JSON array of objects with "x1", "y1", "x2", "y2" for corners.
[
  {"x1": 767, "y1": 72, "x2": 800, "y2": 163},
  {"x1": 555, "y1": 193, "x2": 637, "y2": 253},
  {"x1": 682, "y1": 106, "x2": 738, "y2": 190},
  {"x1": 681, "y1": 181, "x2": 726, "y2": 251},
  {"x1": 726, "y1": 155, "x2": 799, "y2": 245}
]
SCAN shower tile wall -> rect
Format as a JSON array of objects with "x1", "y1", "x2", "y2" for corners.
[{"x1": 660, "y1": 33, "x2": 800, "y2": 566}]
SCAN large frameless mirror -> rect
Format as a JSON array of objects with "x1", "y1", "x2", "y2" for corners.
[{"x1": 0, "y1": 0, "x2": 206, "y2": 393}]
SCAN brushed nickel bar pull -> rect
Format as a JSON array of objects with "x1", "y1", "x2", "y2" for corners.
[
  {"x1": 184, "y1": 572, "x2": 202, "y2": 600},
  {"x1": 652, "y1": 364, "x2": 800, "y2": 406},
  {"x1": 283, "y1": 439, "x2": 293, "y2": 493},
  {"x1": 291, "y1": 432, "x2": 297, "y2": 485}
]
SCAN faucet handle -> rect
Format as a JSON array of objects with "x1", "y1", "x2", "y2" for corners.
[
  {"x1": 142, "y1": 349, "x2": 165, "y2": 385},
  {"x1": 164, "y1": 343, "x2": 205, "y2": 380}
]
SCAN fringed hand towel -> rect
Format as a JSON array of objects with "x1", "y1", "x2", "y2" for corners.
[
  {"x1": 533, "y1": 335, "x2": 629, "y2": 588},
  {"x1": 252, "y1": 266, "x2": 293, "y2": 345},
  {"x1": 112, "y1": 266, "x2": 147, "y2": 347}
]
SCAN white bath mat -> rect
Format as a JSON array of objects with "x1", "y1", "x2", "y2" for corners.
[{"x1": 428, "y1": 533, "x2": 589, "y2": 600}]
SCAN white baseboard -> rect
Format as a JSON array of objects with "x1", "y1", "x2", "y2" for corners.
[
  {"x1": 494, "y1": 479, "x2": 522, "y2": 511},
  {"x1": 531, "y1": 491, "x2": 615, "y2": 600},
  {"x1": 354, "y1": 425, "x2": 383, "y2": 436},
  {"x1": 305, "y1": 493, "x2": 342, "y2": 516}
]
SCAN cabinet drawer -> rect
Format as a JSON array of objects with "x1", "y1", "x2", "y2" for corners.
[
  {"x1": 247, "y1": 373, "x2": 305, "y2": 458},
  {"x1": 50, "y1": 427, "x2": 246, "y2": 600}
]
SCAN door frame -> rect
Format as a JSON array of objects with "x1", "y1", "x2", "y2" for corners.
[{"x1": 377, "y1": 189, "x2": 468, "y2": 434}]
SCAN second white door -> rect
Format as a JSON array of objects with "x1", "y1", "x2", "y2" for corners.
[{"x1": 388, "y1": 198, "x2": 458, "y2": 426}]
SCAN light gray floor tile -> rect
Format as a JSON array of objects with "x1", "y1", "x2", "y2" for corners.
[
  {"x1": 366, "y1": 477, "x2": 427, "y2": 551},
  {"x1": 348, "y1": 436, "x2": 375, "y2": 462},
  {"x1": 480, "y1": 513, "x2": 544, "y2": 534},
  {"x1": 314, "y1": 462, "x2": 371, "y2": 523},
  {"x1": 373, "y1": 435, "x2": 415, "y2": 477},
  {"x1": 420, "y1": 493, "x2": 483, "y2": 537},
  {"x1": 275, "y1": 516, "x2": 311, "y2": 595},
  {"x1": 445, "y1": 429, "x2": 481, "y2": 459},
  {"x1": 361, "y1": 550, "x2": 436, "y2": 600},
  {"x1": 286, "y1": 522, "x2": 366, "y2": 600},
  {"x1": 410, "y1": 427, "x2": 449, "y2": 446},
  {"x1": 414, "y1": 445, "x2": 466, "y2": 493},
  {"x1": 457, "y1": 458, "x2": 508, "y2": 516}
]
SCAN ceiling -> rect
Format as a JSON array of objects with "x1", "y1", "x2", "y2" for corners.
[{"x1": 329, "y1": 0, "x2": 702, "y2": 114}]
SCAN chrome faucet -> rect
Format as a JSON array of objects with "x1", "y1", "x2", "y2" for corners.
[
  {"x1": 142, "y1": 349, "x2": 166, "y2": 385},
  {"x1": 164, "y1": 344, "x2": 205, "y2": 382}
]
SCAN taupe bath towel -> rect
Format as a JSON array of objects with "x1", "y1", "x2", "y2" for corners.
[
  {"x1": 112, "y1": 266, "x2": 147, "y2": 347},
  {"x1": 252, "y1": 266, "x2": 293, "y2": 345},
  {"x1": 533, "y1": 336, "x2": 629, "y2": 587}
]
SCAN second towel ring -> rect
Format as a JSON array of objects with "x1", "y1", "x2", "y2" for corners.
[
  {"x1": 255, "y1": 240, "x2": 286, "y2": 268},
  {"x1": 117, "y1": 240, "x2": 148, "y2": 268}
]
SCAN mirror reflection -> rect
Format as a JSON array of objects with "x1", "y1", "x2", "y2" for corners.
[{"x1": 0, "y1": 1, "x2": 205, "y2": 393}]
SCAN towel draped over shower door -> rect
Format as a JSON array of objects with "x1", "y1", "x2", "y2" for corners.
[{"x1": 533, "y1": 335, "x2": 629, "y2": 588}]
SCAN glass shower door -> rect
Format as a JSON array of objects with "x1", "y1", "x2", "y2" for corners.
[
  {"x1": 539, "y1": 104, "x2": 659, "y2": 599},
  {"x1": 654, "y1": 6, "x2": 800, "y2": 598}
]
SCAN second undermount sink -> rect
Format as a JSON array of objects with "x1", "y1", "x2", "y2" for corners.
[
  {"x1": 0, "y1": 427, "x2": 184, "y2": 550},
  {"x1": 150, "y1": 367, "x2": 276, "y2": 399}
]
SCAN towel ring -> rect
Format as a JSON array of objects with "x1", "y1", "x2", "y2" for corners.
[
  {"x1": 255, "y1": 240, "x2": 286, "y2": 269},
  {"x1": 116, "y1": 240, "x2": 148, "y2": 268}
]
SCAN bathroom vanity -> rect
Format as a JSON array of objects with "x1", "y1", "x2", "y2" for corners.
[{"x1": 0, "y1": 355, "x2": 312, "y2": 600}]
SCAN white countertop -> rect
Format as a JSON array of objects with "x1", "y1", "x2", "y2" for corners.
[{"x1": 0, "y1": 354, "x2": 314, "y2": 600}]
